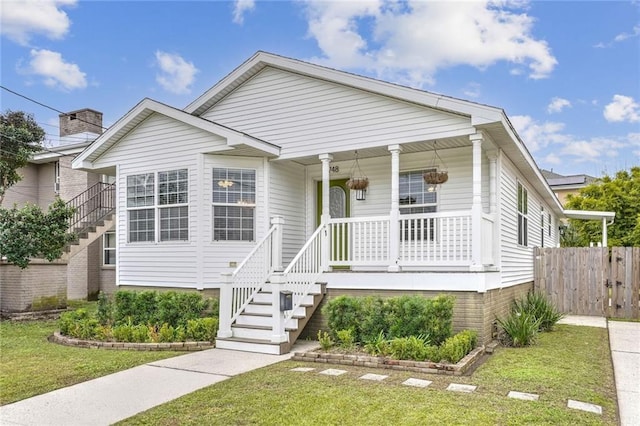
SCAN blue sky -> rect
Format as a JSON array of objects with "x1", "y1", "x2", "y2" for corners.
[{"x1": 1, "y1": 0, "x2": 638, "y2": 177}]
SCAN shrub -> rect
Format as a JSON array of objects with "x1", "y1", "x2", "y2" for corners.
[
  {"x1": 323, "y1": 294, "x2": 455, "y2": 345},
  {"x1": 497, "y1": 311, "x2": 540, "y2": 347},
  {"x1": 132, "y1": 324, "x2": 150, "y2": 343},
  {"x1": 513, "y1": 291, "x2": 564, "y2": 332},
  {"x1": 336, "y1": 329, "x2": 356, "y2": 350},
  {"x1": 59, "y1": 309, "x2": 90, "y2": 335},
  {"x1": 424, "y1": 345, "x2": 441, "y2": 362},
  {"x1": 388, "y1": 335, "x2": 430, "y2": 361},
  {"x1": 113, "y1": 291, "x2": 137, "y2": 325},
  {"x1": 186, "y1": 317, "x2": 219, "y2": 342},
  {"x1": 358, "y1": 297, "x2": 392, "y2": 343},
  {"x1": 322, "y1": 296, "x2": 363, "y2": 341},
  {"x1": 133, "y1": 291, "x2": 158, "y2": 325},
  {"x1": 112, "y1": 319, "x2": 136, "y2": 342},
  {"x1": 96, "y1": 291, "x2": 113, "y2": 326},
  {"x1": 439, "y1": 330, "x2": 477, "y2": 363},
  {"x1": 363, "y1": 330, "x2": 390, "y2": 357},
  {"x1": 317, "y1": 330, "x2": 334, "y2": 351},
  {"x1": 157, "y1": 292, "x2": 207, "y2": 328}
]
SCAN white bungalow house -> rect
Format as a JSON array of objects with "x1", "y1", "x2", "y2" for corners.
[{"x1": 72, "y1": 52, "x2": 609, "y2": 354}]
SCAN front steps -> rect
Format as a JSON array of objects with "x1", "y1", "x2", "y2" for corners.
[{"x1": 216, "y1": 283, "x2": 325, "y2": 355}]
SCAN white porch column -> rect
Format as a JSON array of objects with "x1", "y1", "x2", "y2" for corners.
[
  {"x1": 470, "y1": 133, "x2": 484, "y2": 272},
  {"x1": 319, "y1": 154, "x2": 333, "y2": 271},
  {"x1": 271, "y1": 216, "x2": 284, "y2": 271},
  {"x1": 487, "y1": 150, "x2": 498, "y2": 266},
  {"x1": 388, "y1": 144, "x2": 403, "y2": 272},
  {"x1": 269, "y1": 272, "x2": 288, "y2": 344},
  {"x1": 217, "y1": 272, "x2": 233, "y2": 338},
  {"x1": 602, "y1": 218, "x2": 608, "y2": 247}
]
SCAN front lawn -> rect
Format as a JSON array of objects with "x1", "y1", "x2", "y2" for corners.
[
  {"x1": 0, "y1": 319, "x2": 183, "y2": 405},
  {"x1": 120, "y1": 325, "x2": 617, "y2": 425}
]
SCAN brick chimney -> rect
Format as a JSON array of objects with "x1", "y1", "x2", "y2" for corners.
[{"x1": 58, "y1": 108, "x2": 103, "y2": 144}]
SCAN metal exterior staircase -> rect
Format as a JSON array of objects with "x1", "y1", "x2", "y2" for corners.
[{"x1": 63, "y1": 182, "x2": 115, "y2": 259}]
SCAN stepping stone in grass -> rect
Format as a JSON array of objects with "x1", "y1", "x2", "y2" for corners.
[
  {"x1": 359, "y1": 373, "x2": 388, "y2": 381},
  {"x1": 402, "y1": 378, "x2": 433, "y2": 388},
  {"x1": 508, "y1": 391, "x2": 540, "y2": 401},
  {"x1": 446, "y1": 383, "x2": 477, "y2": 393},
  {"x1": 567, "y1": 400, "x2": 603, "y2": 415},
  {"x1": 319, "y1": 369, "x2": 348, "y2": 376},
  {"x1": 290, "y1": 367, "x2": 316, "y2": 372}
]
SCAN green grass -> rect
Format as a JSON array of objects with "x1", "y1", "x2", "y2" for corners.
[
  {"x1": 0, "y1": 318, "x2": 183, "y2": 405},
  {"x1": 120, "y1": 325, "x2": 617, "y2": 425}
]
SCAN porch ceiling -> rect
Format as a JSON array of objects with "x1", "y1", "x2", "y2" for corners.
[{"x1": 282, "y1": 136, "x2": 472, "y2": 165}]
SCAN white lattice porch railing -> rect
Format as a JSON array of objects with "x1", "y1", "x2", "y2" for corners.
[{"x1": 217, "y1": 217, "x2": 283, "y2": 339}]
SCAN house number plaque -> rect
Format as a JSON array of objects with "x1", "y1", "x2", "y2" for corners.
[{"x1": 330, "y1": 166, "x2": 340, "y2": 173}]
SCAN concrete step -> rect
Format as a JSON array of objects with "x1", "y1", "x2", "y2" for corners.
[
  {"x1": 261, "y1": 282, "x2": 324, "y2": 294},
  {"x1": 243, "y1": 303, "x2": 307, "y2": 318},
  {"x1": 231, "y1": 324, "x2": 296, "y2": 340},
  {"x1": 215, "y1": 337, "x2": 288, "y2": 355},
  {"x1": 235, "y1": 313, "x2": 299, "y2": 329},
  {"x1": 252, "y1": 292, "x2": 316, "y2": 307}
]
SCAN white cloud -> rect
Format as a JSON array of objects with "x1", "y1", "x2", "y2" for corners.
[
  {"x1": 463, "y1": 82, "x2": 481, "y2": 99},
  {"x1": 547, "y1": 97, "x2": 571, "y2": 114},
  {"x1": 595, "y1": 25, "x2": 640, "y2": 48},
  {"x1": 25, "y1": 49, "x2": 87, "y2": 90},
  {"x1": 303, "y1": 0, "x2": 557, "y2": 87},
  {"x1": 0, "y1": 0, "x2": 76, "y2": 45},
  {"x1": 232, "y1": 0, "x2": 255, "y2": 24},
  {"x1": 604, "y1": 95, "x2": 640, "y2": 123},
  {"x1": 510, "y1": 115, "x2": 568, "y2": 152},
  {"x1": 512, "y1": 115, "x2": 634, "y2": 169},
  {"x1": 154, "y1": 51, "x2": 199, "y2": 95}
]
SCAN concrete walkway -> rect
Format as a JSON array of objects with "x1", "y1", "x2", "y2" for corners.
[
  {"x1": 0, "y1": 341, "x2": 319, "y2": 426},
  {"x1": 608, "y1": 321, "x2": 640, "y2": 426}
]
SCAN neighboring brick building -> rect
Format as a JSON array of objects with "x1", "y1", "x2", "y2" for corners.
[{"x1": 1, "y1": 109, "x2": 115, "y2": 312}]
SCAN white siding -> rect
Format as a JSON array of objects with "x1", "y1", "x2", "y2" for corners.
[
  {"x1": 202, "y1": 67, "x2": 475, "y2": 159},
  {"x1": 102, "y1": 113, "x2": 229, "y2": 288},
  {"x1": 499, "y1": 155, "x2": 560, "y2": 287},
  {"x1": 269, "y1": 160, "x2": 307, "y2": 265}
]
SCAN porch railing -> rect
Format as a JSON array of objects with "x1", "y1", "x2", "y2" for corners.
[
  {"x1": 283, "y1": 223, "x2": 326, "y2": 320},
  {"x1": 326, "y1": 211, "x2": 474, "y2": 267},
  {"x1": 399, "y1": 211, "x2": 472, "y2": 265}
]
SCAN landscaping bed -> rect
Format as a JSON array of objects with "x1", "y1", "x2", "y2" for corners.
[
  {"x1": 49, "y1": 332, "x2": 214, "y2": 351},
  {"x1": 292, "y1": 344, "x2": 485, "y2": 375}
]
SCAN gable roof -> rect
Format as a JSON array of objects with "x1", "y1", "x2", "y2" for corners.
[
  {"x1": 72, "y1": 98, "x2": 280, "y2": 169},
  {"x1": 186, "y1": 51, "x2": 503, "y2": 126}
]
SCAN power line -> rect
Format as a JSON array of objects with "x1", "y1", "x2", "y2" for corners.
[{"x1": 0, "y1": 85, "x2": 108, "y2": 131}]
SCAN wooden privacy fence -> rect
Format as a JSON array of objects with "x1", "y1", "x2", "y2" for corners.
[{"x1": 534, "y1": 247, "x2": 640, "y2": 319}]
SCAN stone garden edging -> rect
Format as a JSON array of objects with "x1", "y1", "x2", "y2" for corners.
[
  {"x1": 49, "y1": 332, "x2": 215, "y2": 351},
  {"x1": 292, "y1": 345, "x2": 485, "y2": 376}
]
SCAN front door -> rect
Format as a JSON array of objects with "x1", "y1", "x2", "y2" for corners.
[{"x1": 317, "y1": 179, "x2": 350, "y2": 266}]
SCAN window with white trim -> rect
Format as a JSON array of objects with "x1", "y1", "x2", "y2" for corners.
[
  {"x1": 399, "y1": 169, "x2": 437, "y2": 240},
  {"x1": 103, "y1": 231, "x2": 115, "y2": 265},
  {"x1": 126, "y1": 169, "x2": 188, "y2": 243},
  {"x1": 212, "y1": 168, "x2": 256, "y2": 241},
  {"x1": 517, "y1": 182, "x2": 528, "y2": 246}
]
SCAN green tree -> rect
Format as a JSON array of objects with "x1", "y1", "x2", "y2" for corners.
[
  {"x1": 0, "y1": 198, "x2": 76, "y2": 268},
  {"x1": 0, "y1": 110, "x2": 45, "y2": 205},
  {"x1": 564, "y1": 167, "x2": 640, "y2": 247}
]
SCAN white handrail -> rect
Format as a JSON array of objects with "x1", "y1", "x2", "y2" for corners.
[
  {"x1": 228, "y1": 223, "x2": 278, "y2": 324},
  {"x1": 283, "y1": 224, "x2": 326, "y2": 320}
]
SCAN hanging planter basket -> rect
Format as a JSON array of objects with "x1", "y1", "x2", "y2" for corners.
[
  {"x1": 346, "y1": 177, "x2": 369, "y2": 190},
  {"x1": 423, "y1": 141, "x2": 448, "y2": 185},
  {"x1": 423, "y1": 171, "x2": 448, "y2": 185}
]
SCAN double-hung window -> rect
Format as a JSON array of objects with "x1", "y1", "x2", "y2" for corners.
[
  {"x1": 212, "y1": 168, "x2": 256, "y2": 241},
  {"x1": 399, "y1": 169, "x2": 437, "y2": 240},
  {"x1": 126, "y1": 169, "x2": 188, "y2": 243},
  {"x1": 103, "y1": 231, "x2": 116, "y2": 265},
  {"x1": 517, "y1": 182, "x2": 528, "y2": 246}
]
